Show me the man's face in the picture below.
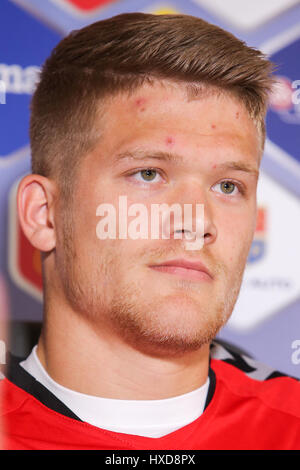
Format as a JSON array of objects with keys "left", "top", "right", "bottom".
[{"left": 55, "top": 81, "right": 260, "bottom": 357}]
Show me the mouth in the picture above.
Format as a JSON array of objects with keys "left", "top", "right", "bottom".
[{"left": 148, "top": 258, "right": 213, "bottom": 282}]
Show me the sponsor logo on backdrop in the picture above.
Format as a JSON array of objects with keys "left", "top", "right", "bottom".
[
  {"left": 228, "top": 171, "right": 300, "bottom": 331},
  {"left": 265, "top": 34, "right": 300, "bottom": 180},
  {"left": 0, "top": 80, "right": 5, "bottom": 104},
  {"left": 291, "top": 340, "right": 300, "bottom": 365},
  {"left": 51, "top": 0, "right": 117, "bottom": 13},
  {"left": 0, "top": 0, "right": 60, "bottom": 156},
  {"left": 149, "top": 6, "right": 179, "bottom": 14},
  {"left": 0, "top": 63, "right": 40, "bottom": 95},
  {"left": 269, "top": 75, "right": 300, "bottom": 124},
  {"left": 53, "top": 0, "right": 179, "bottom": 16},
  {"left": 247, "top": 207, "right": 267, "bottom": 264}
]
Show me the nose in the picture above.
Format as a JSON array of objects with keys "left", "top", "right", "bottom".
[{"left": 165, "top": 179, "right": 217, "bottom": 249}]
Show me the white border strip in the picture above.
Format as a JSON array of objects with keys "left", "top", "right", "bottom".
[
  {"left": 264, "top": 138, "right": 300, "bottom": 179},
  {"left": 0, "top": 145, "right": 31, "bottom": 167},
  {"left": 260, "top": 22, "right": 300, "bottom": 55}
]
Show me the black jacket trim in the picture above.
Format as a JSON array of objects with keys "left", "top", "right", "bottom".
[
  {"left": 3, "top": 352, "right": 82, "bottom": 421},
  {"left": 2, "top": 351, "right": 217, "bottom": 420},
  {"left": 204, "top": 366, "right": 216, "bottom": 410}
]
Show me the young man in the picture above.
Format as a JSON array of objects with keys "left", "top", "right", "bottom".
[{"left": 1, "top": 12, "right": 299, "bottom": 450}]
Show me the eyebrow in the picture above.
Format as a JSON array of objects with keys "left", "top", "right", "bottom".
[
  {"left": 216, "top": 161, "right": 259, "bottom": 177},
  {"left": 113, "top": 150, "right": 183, "bottom": 164},
  {"left": 113, "top": 150, "right": 259, "bottom": 177}
]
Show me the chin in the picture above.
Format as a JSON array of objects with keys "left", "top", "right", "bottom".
[
  {"left": 107, "top": 279, "right": 230, "bottom": 357},
  {"left": 129, "top": 324, "right": 216, "bottom": 359},
  {"left": 122, "top": 305, "right": 222, "bottom": 359}
]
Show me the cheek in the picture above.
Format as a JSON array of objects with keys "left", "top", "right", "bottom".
[{"left": 219, "top": 212, "right": 255, "bottom": 259}]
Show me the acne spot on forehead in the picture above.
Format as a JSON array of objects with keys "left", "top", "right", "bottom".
[
  {"left": 165, "top": 136, "right": 175, "bottom": 146},
  {"left": 236, "top": 112, "right": 239, "bottom": 119},
  {"left": 135, "top": 97, "right": 147, "bottom": 112},
  {"left": 212, "top": 164, "right": 217, "bottom": 169},
  {"left": 211, "top": 124, "right": 216, "bottom": 129}
]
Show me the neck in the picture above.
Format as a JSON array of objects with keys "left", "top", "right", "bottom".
[{"left": 37, "top": 297, "right": 210, "bottom": 400}]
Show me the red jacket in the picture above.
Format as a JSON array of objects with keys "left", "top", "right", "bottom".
[{"left": 1, "top": 341, "right": 300, "bottom": 450}]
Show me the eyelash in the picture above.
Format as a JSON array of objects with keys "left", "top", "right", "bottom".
[{"left": 126, "top": 168, "right": 246, "bottom": 196}]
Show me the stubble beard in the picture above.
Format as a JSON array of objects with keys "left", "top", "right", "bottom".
[{"left": 56, "top": 205, "right": 247, "bottom": 358}]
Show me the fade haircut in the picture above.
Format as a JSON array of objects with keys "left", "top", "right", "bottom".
[{"left": 30, "top": 12, "right": 274, "bottom": 200}]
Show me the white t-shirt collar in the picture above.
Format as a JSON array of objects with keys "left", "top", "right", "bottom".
[{"left": 20, "top": 345, "right": 209, "bottom": 438}]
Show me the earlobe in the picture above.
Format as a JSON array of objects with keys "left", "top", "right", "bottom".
[{"left": 17, "top": 174, "right": 57, "bottom": 252}]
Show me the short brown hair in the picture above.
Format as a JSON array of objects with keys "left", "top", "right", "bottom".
[{"left": 30, "top": 12, "right": 274, "bottom": 197}]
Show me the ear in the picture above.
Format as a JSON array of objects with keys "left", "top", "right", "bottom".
[{"left": 17, "top": 174, "right": 57, "bottom": 252}]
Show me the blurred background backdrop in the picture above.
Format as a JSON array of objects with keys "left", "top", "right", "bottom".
[{"left": 0, "top": 0, "right": 300, "bottom": 376}]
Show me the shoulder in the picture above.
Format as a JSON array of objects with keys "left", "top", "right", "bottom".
[
  {"left": 0, "top": 353, "right": 32, "bottom": 417},
  {"left": 210, "top": 340, "right": 300, "bottom": 419},
  {"left": 0, "top": 351, "right": 80, "bottom": 421},
  {"left": 0, "top": 377, "right": 27, "bottom": 417}
]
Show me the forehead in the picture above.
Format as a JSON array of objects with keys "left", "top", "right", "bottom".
[{"left": 92, "top": 80, "right": 261, "bottom": 167}]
